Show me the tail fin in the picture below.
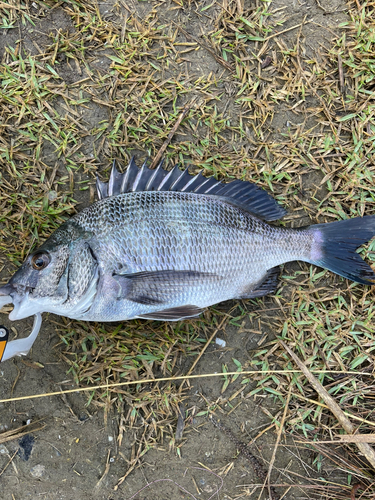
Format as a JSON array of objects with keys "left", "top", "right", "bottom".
[{"left": 308, "top": 215, "right": 375, "bottom": 285}]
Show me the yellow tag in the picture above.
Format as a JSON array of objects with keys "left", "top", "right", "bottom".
[{"left": 0, "top": 340, "right": 6, "bottom": 362}]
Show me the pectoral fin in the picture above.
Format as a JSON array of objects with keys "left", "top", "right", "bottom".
[
  {"left": 138, "top": 305, "right": 204, "bottom": 321},
  {"left": 113, "top": 269, "right": 221, "bottom": 306}
]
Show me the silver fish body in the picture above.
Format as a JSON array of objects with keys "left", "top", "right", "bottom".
[
  {"left": 60, "top": 190, "right": 313, "bottom": 321},
  {"left": 1, "top": 159, "right": 375, "bottom": 361}
]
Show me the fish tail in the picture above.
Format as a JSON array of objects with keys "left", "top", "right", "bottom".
[{"left": 308, "top": 215, "right": 375, "bottom": 285}]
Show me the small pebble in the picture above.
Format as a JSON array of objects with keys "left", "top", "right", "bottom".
[
  {"left": 48, "top": 190, "right": 58, "bottom": 202},
  {"left": 30, "top": 464, "right": 45, "bottom": 478},
  {"left": 215, "top": 337, "right": 226, "bottom": 347}
]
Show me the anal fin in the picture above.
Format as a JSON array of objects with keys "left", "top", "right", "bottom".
[{"left": 240, "top": 266, "right": 280, "bottom": 299}]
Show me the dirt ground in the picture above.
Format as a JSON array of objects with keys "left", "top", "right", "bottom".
[{"left": 0, "top": 1, "right": 374, "bottom": 499}]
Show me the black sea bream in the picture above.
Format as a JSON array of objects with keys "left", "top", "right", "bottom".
[{"left": 1, "top": 159, "right": 375, "bottom": 361}]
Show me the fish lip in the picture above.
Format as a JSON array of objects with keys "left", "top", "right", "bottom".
[
  {"left": 9, "top": 291, "right": 30, "bottom": 320},
  {"left": 0, "top": 283, "right": 34, "bottom": 297},
  {"left": 0, "top": 283, "right": 36, "bottom": 320},
  {"left": 0, "top": 283, "right": 15, "bottom": 296}
]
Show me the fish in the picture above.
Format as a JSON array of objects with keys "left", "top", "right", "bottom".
[{"left": 1, "top": 158, "right": 375, "bottom": 362}]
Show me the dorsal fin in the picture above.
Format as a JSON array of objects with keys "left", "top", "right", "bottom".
[{"left": 95, "top": 158, "right": 286, "bottom": 221}]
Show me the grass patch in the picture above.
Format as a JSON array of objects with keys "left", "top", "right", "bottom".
[{"left": 0, "top": 0, "right": 375, "bottom": 497}]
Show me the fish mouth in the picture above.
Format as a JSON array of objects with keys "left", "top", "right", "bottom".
[
  {"left": 0, "top": 284, "right": 15, "bottom": 310},
  {"left": 0, "top": 283, "right": 36, "bottom": 320},
  {"left": 0, "top": 283, "right": 35, "bottom": 296},
  {"left": 0, "top": 283, "right": 15, "bottom": 297}
]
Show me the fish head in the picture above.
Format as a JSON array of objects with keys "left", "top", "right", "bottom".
[{"left": 0, "top": 221, "right": 97, "bottom": 321}]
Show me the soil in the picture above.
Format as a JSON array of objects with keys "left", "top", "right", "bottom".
[{"left": 0, "top": 1, "right": 358, "bottom": 500}]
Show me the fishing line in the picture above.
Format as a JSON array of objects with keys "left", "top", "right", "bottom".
[{"left": 0, "top": 369, "right": 374, "bottom": 403}]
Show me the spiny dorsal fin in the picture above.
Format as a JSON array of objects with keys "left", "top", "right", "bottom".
[{"left": 95, "top": 158, "right": 286, "bottom": 221}]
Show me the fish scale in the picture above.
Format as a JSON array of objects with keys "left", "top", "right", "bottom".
[{"left": 1, "top": 158, "right": 375, "bottom": 362}]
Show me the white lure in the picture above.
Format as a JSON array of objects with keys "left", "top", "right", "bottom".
[{"left": 0, "top": 295, "right": 42, "bottom": 362}]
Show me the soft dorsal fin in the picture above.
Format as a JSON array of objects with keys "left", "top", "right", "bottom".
[{"left": 96, "top": 158, "right": 286, "bottom": 221}]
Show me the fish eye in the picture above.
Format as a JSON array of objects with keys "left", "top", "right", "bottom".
[{"left": 31, "top": 252, "right": 50, "bottom": 271}]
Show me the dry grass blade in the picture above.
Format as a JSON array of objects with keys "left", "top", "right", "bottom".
[
  {"left": 0, "top": 449, "right": 18, "bottom": 479},
  {"left": 305, "top": 435, "right": 375, "bottom": 444},
  {"left": 211, "top": 416, "right": 280, "bottom": 500},
  {"left": 263, "top": 20, "right": 313, "bottom": 41},
  {"left": 172, "top": 21, "right": 235, "bottom": 73},
  {"left": 266, "top": 387, "right": 291, "bottom": 499},
  {"left": 2, "top": 367, "right": 368, "bottom": 404},
  {"left": 338, "top": 53, "right": 345, "bottom": 95},
  {"left": 150, "top": 98, "right": 197, "bottom": 169},
  {"left": 280, "top": 339, "right": 375, "bottom": 470},
  {"left": 114, "top": 426, "right": 149, "bottom": 490},
  {"left": 0, "top": 420, "right": 45, "bottom": 445},
  {"left": 95, "top": 449, "right": 111, "bottom": 490},
  {"left": 175, "top": 403, "right": 185, "bottom": 441},
  {"left": 178, "top": 315, "right": 228, "bottom": 393}
]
